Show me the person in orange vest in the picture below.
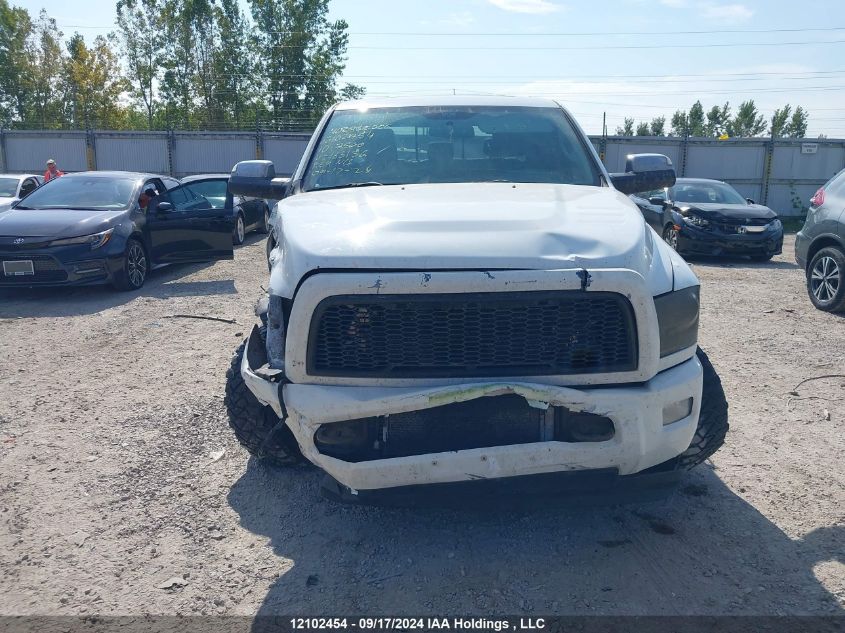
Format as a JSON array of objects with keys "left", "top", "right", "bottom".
[{"left": 44, "top": 159, "right": 64, "bottom": 182}]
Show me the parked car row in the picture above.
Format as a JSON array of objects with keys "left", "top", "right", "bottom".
[
  {"left": 0, "top": 156, "right": 842, "bottom": 315},
  {"left": 0, "top": 173, "right": 43, "bottom": 212},
  {"left": 630, "top": 171, "right": 845, "bottom": 313},
  {"left": 0, "top": 171, "right": 270, "bottom": 290}
]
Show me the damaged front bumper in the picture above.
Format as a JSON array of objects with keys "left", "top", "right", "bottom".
[{"left": 241, "top": 339, "right": 703, "bottom": 493}]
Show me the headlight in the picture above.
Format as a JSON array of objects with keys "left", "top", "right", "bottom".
[
  {"left": 50, "top": 228, "right": 114, "bottom": 250},
  {"left": 654, "top": 285, "right": 700, "bottom": 358},
  {"left": 684, "top": 213, "right": 709, "bottom": 228}
]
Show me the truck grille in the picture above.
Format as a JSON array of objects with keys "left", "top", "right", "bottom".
[{"left": 308, "top": 291, "right": 637, "bottom": 378}]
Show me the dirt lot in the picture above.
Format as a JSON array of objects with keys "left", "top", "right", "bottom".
[{"left": 0, "top": 233, "right": 843, "bottom": 618}]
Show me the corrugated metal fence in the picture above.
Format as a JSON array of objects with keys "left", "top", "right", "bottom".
[
  {"left": 0, "top": 129, "right": 311, "bottom": 181},
  {"left": 593, "top": 136, "right": 845, "bottom": 218},
  {"left": 0, "top": 129, "right": 842, "bottom": 216}
]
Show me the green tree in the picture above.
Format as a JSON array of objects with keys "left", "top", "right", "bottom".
[
  {"left": 615, "top": 117, "right": 634, "bottom": 136},
  {"left": 635, "top": 121, "right": 650, "bottom": 136},
  {"left": 670, "top": 110, "right": 688, "bottom": 136},
  {"left": 26, "top": 10, "right": 65, "bottom": 128},
  {"left": 65, "top": 33, "right": 130, "bottom": 128},
  {"left": 649, "top": 116, "right": 666, "bottom": 136},
  {"left": 116, "top": 0, "right": 164, "bottom": 128},
  {"left": 339, "top": 84, "right": 366, "bottom": 101},
  {"left": 788, "top": 106, "right": 808, "bottom": 138},
  {"left": 213, "top": 0, "right": 256, "bottom": 128},
  {"left": 705, "top": 102, "right": 730, "bottom": 137},
  {"left": 728, "top": 100, "right": 767, "bottom": 137},
  {"left": 770, "top": 104, "right": 792, "bottom": 138},
  {"left": 0, "top": 0, "right": 34, "bottom": 125},
  {"left": 670, "top": 101, "right": 709, "bottom": 137},
  {"left": 248, "top": 0, "right": 354, "bottom": 129},
  {"left": 687, "top": 101, "right": 705, "bottom": 136}
]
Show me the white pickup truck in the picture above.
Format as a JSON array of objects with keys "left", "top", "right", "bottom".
[{"left": 226, "top": 97, "right": 728, "bottom": 503}]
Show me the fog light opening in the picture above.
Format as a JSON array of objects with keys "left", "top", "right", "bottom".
[
  {"left": 663, "top": 398, "right": 693, "bottom": 426},
  {"left": 314, "top": 419, "right": 372, "bottom": 458}
]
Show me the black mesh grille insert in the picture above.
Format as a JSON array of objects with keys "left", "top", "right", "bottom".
[{"left": 308, "top": 291, "right": 637, "bottom": 378}]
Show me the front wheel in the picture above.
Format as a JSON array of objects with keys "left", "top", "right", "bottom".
[
  {"left": 662, "top": 224, "right": 679, "bottom": 252},
  {"left": 232, "top": 213, "right": 246, "bottom": 246},
  {"left": 257, "top": 206, "right": 271, "bottom": 235},
  {"left": 112, "top": 238, "right": 148, "bottom": 291},
  {"left": 807, "top": 246, "right": 845, "bottom": 312},
  {"left": 224, "top": 337, "right": 302, "bottom": 466},
  {"left": 677, "top": 348, "right": 729, "bottom": 469}
]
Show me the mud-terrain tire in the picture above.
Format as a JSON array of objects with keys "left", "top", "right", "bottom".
[
  {"left": 224, "top": 337, "right": 301, "bottom": 466},
  {"left": 677, "top": 348, "right": 729, "bottom": 469}
]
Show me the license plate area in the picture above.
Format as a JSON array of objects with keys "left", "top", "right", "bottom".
[
  {"left": 3, "top": 260, "right": 35, "bottom": 276},
  {"left": 742, "top": 225, "right": 767, "bottom": 233}
]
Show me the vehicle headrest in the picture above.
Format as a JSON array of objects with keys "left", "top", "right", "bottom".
[
  {"left": 364, "top": 128, "right": 397, "bottom": 161},
  {"left": 427, "top": 142, "right": 454, "bottom": 164}
]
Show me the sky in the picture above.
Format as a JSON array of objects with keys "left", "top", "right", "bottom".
[{"left": 14, "top": 0, "right": 845, "bottom": 136}]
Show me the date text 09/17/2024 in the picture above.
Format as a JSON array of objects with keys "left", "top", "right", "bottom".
[{"left": 289, "top": 617, "right": 547, "bottom": 631}]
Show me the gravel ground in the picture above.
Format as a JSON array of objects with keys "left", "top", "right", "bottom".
[{"left": 0, "top": 233, "right": 843, "bottom": 618}]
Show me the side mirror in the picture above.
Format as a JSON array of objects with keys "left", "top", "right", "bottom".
[
  {"left": 648, "top": 196, "right": 666, "bottom": 206},
  {"left": 156, "top": 201, "right": 173, "bottom": 213},
  {"left": 610, "top": 154, "right": 676, "bottom": 196},
  {"left": 229, "top": 160, "right": 290, "bottom": 200},
  {"left": 746, "top": 198, "right": 755, "bottom": 205}
]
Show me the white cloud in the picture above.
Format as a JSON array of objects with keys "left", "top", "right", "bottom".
[
  {"left": 700, "top": 3, "right": 754, "bottom": 21},
  {"left": 486, "top": 0, "right": 562, "bottom": 14}
]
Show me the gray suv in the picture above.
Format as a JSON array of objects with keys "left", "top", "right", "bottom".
[{"left": 796, "top": 169, "right": 845, "bottom": 311}]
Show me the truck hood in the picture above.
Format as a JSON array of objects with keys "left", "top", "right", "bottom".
[{"left": 271, "top": 183, "right": 679, "bottom": 296}]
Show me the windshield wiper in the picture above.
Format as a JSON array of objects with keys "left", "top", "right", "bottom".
[{"left": 313, "top": 182, "right": 386, "bottom": 192}]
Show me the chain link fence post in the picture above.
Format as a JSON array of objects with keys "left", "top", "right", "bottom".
[
  {"left": 762, "top": 132, "right": 776, "bottom": 207},
  {"left": 85, "top": 129, "right": 97, "bottom": 171},
  {"left": 166, "top": 129, "right": 176, "bottom": 177},
  {"left": 0, "top": 128, "right": 6, "bottom": 173},
  {"left": 255, "top": 126, "right": 264, "bottom": 160}
]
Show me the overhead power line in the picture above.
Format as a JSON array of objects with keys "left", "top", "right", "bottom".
[
  {"left": 340, "top": 39, "right": 845, "bottom": 51},
  {"left": 56, "top": 24, "right": 845, "bottom": 36}
]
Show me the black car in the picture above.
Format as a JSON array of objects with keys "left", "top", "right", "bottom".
[
  {"left": 0, "top": 171, "right": 233, "bottom": 290},
  {"left": 632, "top": 178, "right": 784, "bottom": 261},
  {"left": 795, "top": 168, "right": 845, "bottom": 312},
  {"left": 180, "top": 174, "right": 271, "bottom": 245}
]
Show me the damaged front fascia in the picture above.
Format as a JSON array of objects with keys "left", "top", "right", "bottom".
[
  {"left": 266, "top": 294, "right": 286, "bottom": 370},
  {"left": 287, "top": 381, "right": 617, "bottom": 429}
]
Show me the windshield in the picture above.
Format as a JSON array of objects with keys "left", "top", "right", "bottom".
[
  {"left": 302, "top": 106, "right": 601, "bottom": 191},
  {"left": 0, "top": 177, "right": 19, "bottom": 198},
  {"left": 672, "top": 181, "right": 747, "bottom": 205},
  {"left": 16, "top": 175, "right": 137, "bottom": 210}
]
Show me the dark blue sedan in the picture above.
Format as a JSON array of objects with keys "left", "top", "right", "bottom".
[
  {"left": 632, "top": 178, "right": 784, "bottom": 261},
  {"left": 0, "top": 171, "right": 233, "bottom": 290}
]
